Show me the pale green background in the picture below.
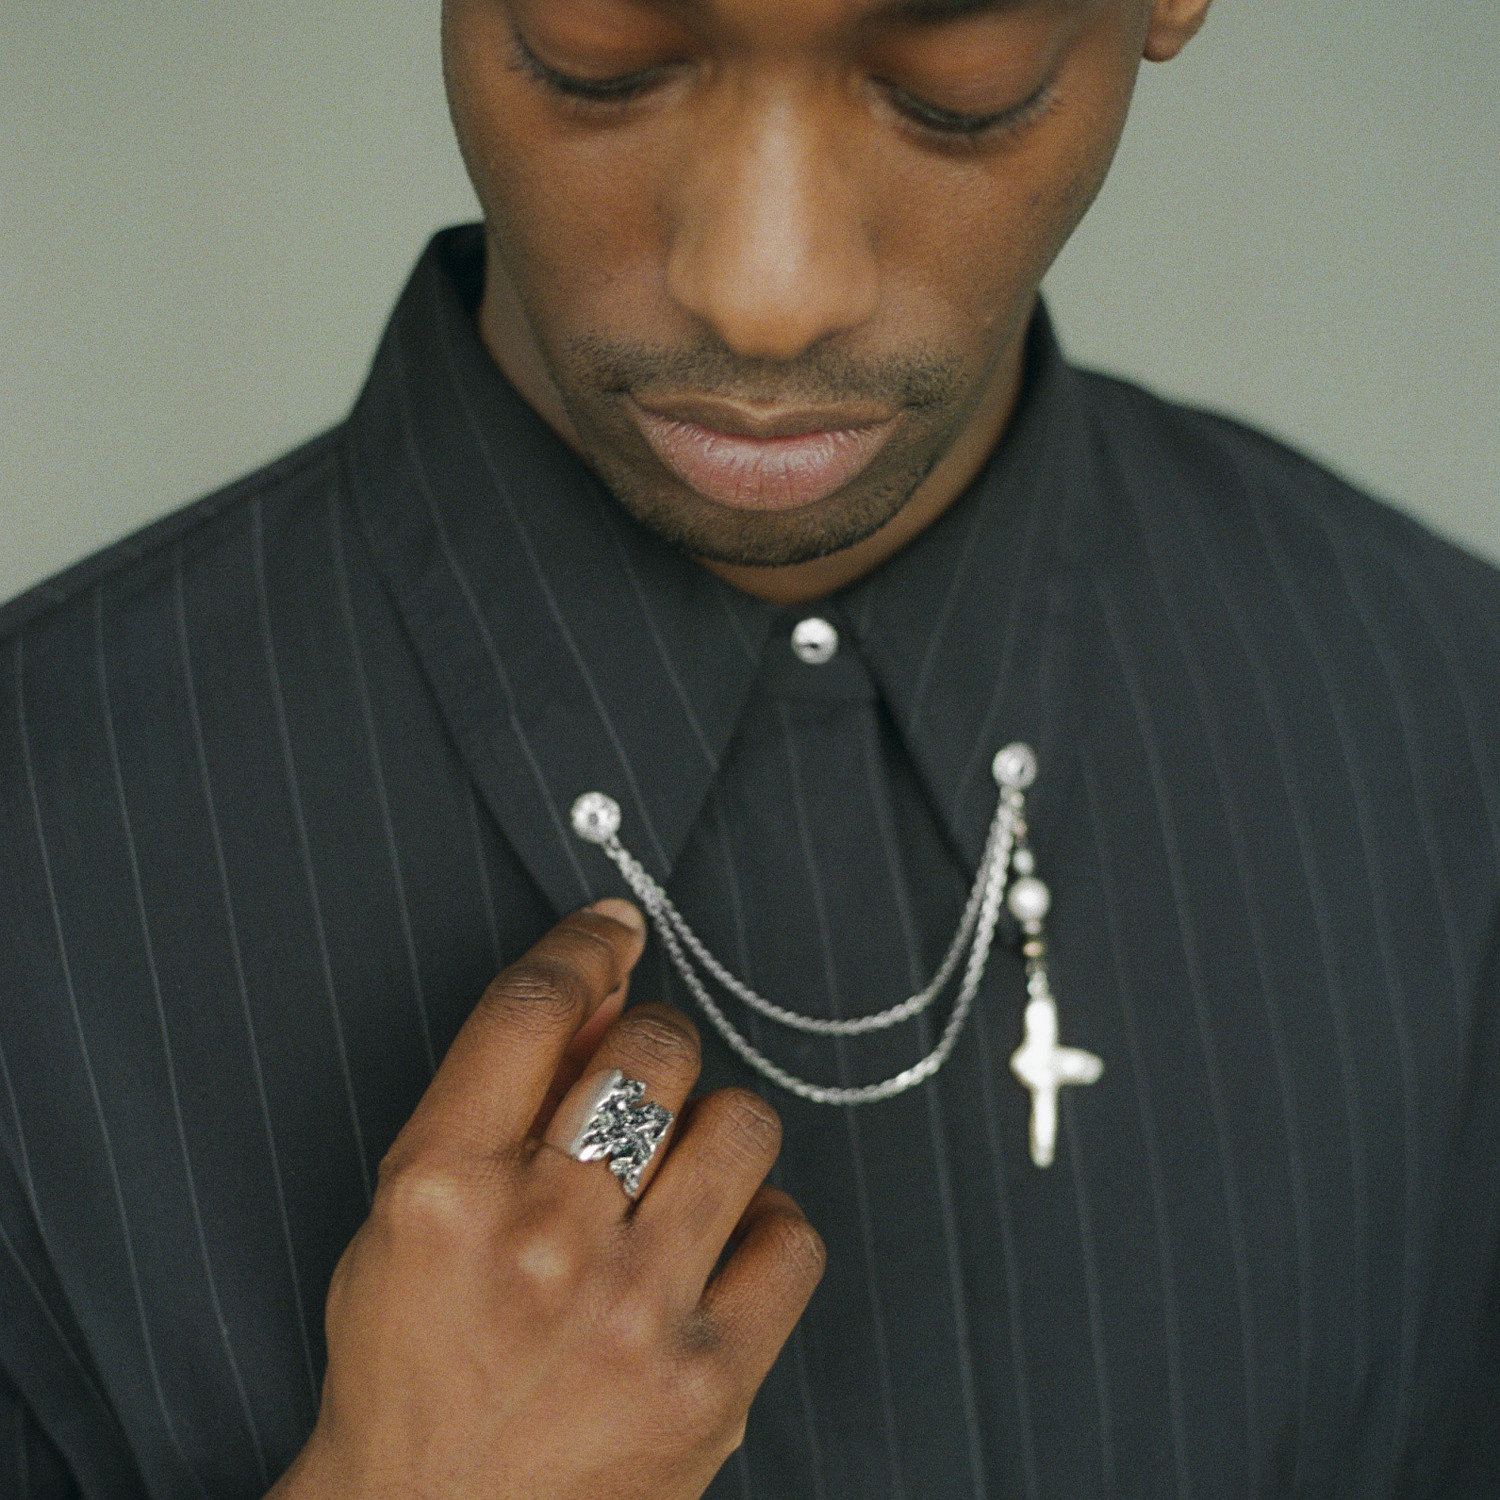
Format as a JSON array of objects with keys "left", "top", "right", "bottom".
[{"left": 4, "top": 2, "right": 1497, "bottom": 605}]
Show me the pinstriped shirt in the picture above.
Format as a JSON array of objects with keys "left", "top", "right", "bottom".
[{"left": 1, "top": 225, "right": 1497, "bottom": 1499}]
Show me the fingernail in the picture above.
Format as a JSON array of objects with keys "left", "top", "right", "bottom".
[{"left": 589, "top": 898, "right": 645, "bottom": 936}]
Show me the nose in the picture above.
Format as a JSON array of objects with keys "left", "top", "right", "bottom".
[{"left": 665, "top": 85, "right": 880, "bottom": 362}]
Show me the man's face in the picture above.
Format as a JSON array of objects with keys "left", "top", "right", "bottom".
[{"left": 444, "top": 0, "right": 1194, "bottom": 571}]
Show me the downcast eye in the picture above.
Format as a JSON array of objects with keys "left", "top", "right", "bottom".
[
  {"left": 509, "top": 32, "right": 672, "bottom": 103},
  {"left": 880, "top": 78, "right": 1056, "bottom": 139}
]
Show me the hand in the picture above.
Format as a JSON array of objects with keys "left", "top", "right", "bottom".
[{"left": 269, "top": 900, "right": 825, "bottom": 1500}]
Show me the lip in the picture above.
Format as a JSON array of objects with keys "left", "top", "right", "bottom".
[{"left": 624, "top": 395, "right": 900, "bottom": 512}]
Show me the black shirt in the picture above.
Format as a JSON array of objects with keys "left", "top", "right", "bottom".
[{"left": 2, "top": 226, "right": 1497, "bottom": 1499}]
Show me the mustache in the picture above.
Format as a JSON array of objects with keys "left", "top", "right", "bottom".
[{"left": 561, "top": 334, "right": 964, "bottom": 411}]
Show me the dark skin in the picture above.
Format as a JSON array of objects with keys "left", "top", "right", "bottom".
[
  {"left": 271, "top": 2, "right": 1210, "bottom": 1496},
  {"left": 447, "top": 0, "right": 1211, "bottom": 601}
]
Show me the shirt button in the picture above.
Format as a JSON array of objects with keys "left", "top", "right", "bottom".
[{"left": 791, "top": 616, "right": 839, "bottom": 665}]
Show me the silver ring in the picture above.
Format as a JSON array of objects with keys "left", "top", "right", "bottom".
[{"left": 565, "top": 1069, "right": 675, "bottom": 1198}]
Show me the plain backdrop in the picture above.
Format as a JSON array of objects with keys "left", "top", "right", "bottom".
[{"left": 3, "top": 1, "right": 1497, "bottom": 606}]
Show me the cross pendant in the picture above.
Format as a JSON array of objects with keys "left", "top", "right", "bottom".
[{"left": 1009, "top": 997, "right": 1103, "bottom": 1167}]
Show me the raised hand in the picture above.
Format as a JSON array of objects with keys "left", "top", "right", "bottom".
[{"left": 269, "top": 899, "right": 825, "bottom": 1500}]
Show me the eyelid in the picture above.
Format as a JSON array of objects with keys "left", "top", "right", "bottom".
[
  {"left": 880, "top": 76, "right": 1056, "bottom": 138},
  {"left": 509, "top": 29, "right": 670, "bottom": 101},
  {"left": 511, "top": 26, "right": 1056, "bottom": 140}
]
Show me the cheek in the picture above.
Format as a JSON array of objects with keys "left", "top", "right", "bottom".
[
  {"left": 491, "top": 142, "right": 666, "bottom": 328},
  {"left": 445, "top": 9, "right": 668, "bottom": 324},
  {"left": 874, "top": 66, "right": 1137, "bottom": 353}
]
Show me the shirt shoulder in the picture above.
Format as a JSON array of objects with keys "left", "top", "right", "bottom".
[
  {"left": 0, "top": 425, "right": 347, "bottom": 645},
  {"left": 1073, "top": 363, "right": 1500, "bottom": 645}
]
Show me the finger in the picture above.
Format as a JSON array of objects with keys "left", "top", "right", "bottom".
[
  {"left": 537, "top": 1002, "right": 702, "bottom": 1208},
  {"left": 632, "top": 1088, "right": 783, "bottom": 1290},
  {"left": 393, "top": 900, "right": 647, "bottom": 1158},
  {"left": 697, "top": 1187, "right": 825, "bottom": 1391},
  {"left": 526, "top": 958, "right": 639, "bottom": 1139}
]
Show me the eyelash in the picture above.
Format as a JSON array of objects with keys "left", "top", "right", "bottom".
[
  {"left": 511, "top": 35, "right": 1056, "bottom": 143},
  {"left": 511, "top": 37, "right": 672, "bottom": 103},
  {"left": 880, "top": 78, "right": 1056, "bottom": 140}
]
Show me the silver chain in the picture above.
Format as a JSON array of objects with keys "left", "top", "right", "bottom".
[{"left": 571, "top": 742, "right": 1043, "bottom": 1106}]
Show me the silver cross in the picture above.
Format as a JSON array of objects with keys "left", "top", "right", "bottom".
[{"left": 1009, "top": 997, "right": 1103, "bottom": 1167}]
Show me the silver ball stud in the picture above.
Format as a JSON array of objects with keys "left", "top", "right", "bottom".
[
  {"left": 571, "top": 792, "right": 622, "bottom": 845},
  {"left": 1006, "top": 874, "right": 1051, "bottom": 924},
  {"left": 790, "top": 616, "right": 840, "bottom": 665},
  {"left": 992, "top": 742, "right": 1038, "bottom": 791}
]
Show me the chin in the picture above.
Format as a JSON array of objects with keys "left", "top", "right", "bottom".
[{"left": 600, "top": 469, "right": 925, "bottom": 569}]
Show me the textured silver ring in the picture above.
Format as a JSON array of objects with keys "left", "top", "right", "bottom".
[{"left": 565, "top": 1069, "right": 675, "bottom": 1198}]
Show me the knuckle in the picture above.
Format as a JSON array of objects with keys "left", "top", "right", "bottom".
[
  {"left": 601, "top": 1287, "right": 671, "bottom": 1361},
  {"left": 765, "top": 1210, "right": 827, "bottom": 1281},
  {"left": 615, "top": 1007, "right": 702, "bottom": 1072},
  {"left": 704, "top": 1088, "right": 782, "bottom": 1166},
  {"left": 372, "top": 1158, "right": 480, "bottom": 1242},
  {"left": 490, "top": 954, "right": 594, "bottom": 1031},
  {"left": 507, "top": 1218, "right": 587, "bottom": 1305},
  {"left": 668, "top": 1345, "right": 726, "bottom": 1409},
  {"left": 668, "top": 1355, "right": 744, "bottom": 1446},
  {"left": 324, "top": 1250, "right": 353, "bottom": 1322}
]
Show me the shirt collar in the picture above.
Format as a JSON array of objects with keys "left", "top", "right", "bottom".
[{"left": 345, "top": 226, "right": 1098, "bottom": 914}]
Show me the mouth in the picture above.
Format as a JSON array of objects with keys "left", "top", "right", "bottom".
[{"left": 623, "top": 394, "right": 901, "bottom": 512}]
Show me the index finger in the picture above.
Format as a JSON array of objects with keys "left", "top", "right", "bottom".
[{"left": 393, "top": 900, "right": 647, "bottom": 1158}]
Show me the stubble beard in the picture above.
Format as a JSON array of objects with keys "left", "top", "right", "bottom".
[
  {"left": 547, "top": 334, "right": 968, "bottom": 568},
  {"left": 578, "top": 437, "right": 946, "bottom": 568}
]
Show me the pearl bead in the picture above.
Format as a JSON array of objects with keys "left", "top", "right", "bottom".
[
  {"left": 571, "top": 792, "right": 621, "bottom": 844},
  {"left": 992, "top": 742, "right": 1038, "bottom": 791},
  {"left": 1007, "top": 874, "right": 1051, "bottom": 924},
  {"left": 1012, "top": 847, "right": 1035, "bottom": 875}
]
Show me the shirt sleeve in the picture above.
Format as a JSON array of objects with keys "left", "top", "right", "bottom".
[
  {"left": 1444, "top": 1269, "right": 1499, "bottom": 1494},
  {"left": 1433, "top": 917, "right": 1500, "bottom": 1495},
  {"left": 0, "top": 1369, "right": 78, "bottom": 1500},
  {"left": 0, "top": 1149, "right": 146, "bottom": 1500}
]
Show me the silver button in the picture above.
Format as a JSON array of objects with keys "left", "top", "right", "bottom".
[{"left": 790, "top": 616, "right": 839, "bottom": 665}]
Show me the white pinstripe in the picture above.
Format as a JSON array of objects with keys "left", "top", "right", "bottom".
[
  {"left": 1387, "top": 551, "right": 1500, "bottom": 862},
  {"left": 426, "top": 294, "right": 673, "bottom": 875},
  {"left": 0, "top": 1038, "right": 36, "bottom": 1216},
  {"left": 1313, "top": 503, "right": 1470, "bottom": 1007},
  {"left": 858, "top": 713, "right": 989, "bottom": 1500},
  {"left": 328, "top": 493, "right": 437, "bottom": 1076},
  {"left": 94, "top": 590, "right": 270, "bottom": 1489},
  {"left": 173, "top": 549, "right": 319, "bottom": 1410},
  {"left": 462, "top": 780, "right": 504, "bottom": 971},
  {"left": 777, "top": 706, "right": 906, "bottom": 1500},
  {"left": 703, "top": 792, "right": 829, "bottom": 1500},
  {"left": 1079, "top": 749, "right": 1193, "bottom": 1500},
  {"left": 595, "top": 503, "right": 720, "bottom": 770},
  {"left": 944, "top": 478, "right": 1049, "bottom": 827},
  {"left": 1117, "top": 465, "right": 1315, "bottom": 1478},
  {"left": 252, "top": 499, "right": 373, "bottom": 1204},
  {"left": 1167, "top": 461, "right": 1374, "bottom": 1420},
  {"left": 1241, "top": 469, "right": 1423, "bottom": 1461},
  {"left": 388, "top": 336, "right": 594, "bottom": 906},
  {"left": 0, "top": 1213, "right": 113, "bottom": 1423},
  {"left": 906, "top": 495, "right": 994, "bottom": 733},
  {"left": 14, "top": 633, "right": 208, "bottom": 1497},
  {"left": 1095, "top": 572, "right": 1264, "bottom": 1491},
  {"left": 1058, "top": 1093, "right": 1116, "bottom": 1495}
]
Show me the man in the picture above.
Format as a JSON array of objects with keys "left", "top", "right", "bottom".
[{"left": 2, "top": 0, "right": 1497, "bottom": 1494}]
